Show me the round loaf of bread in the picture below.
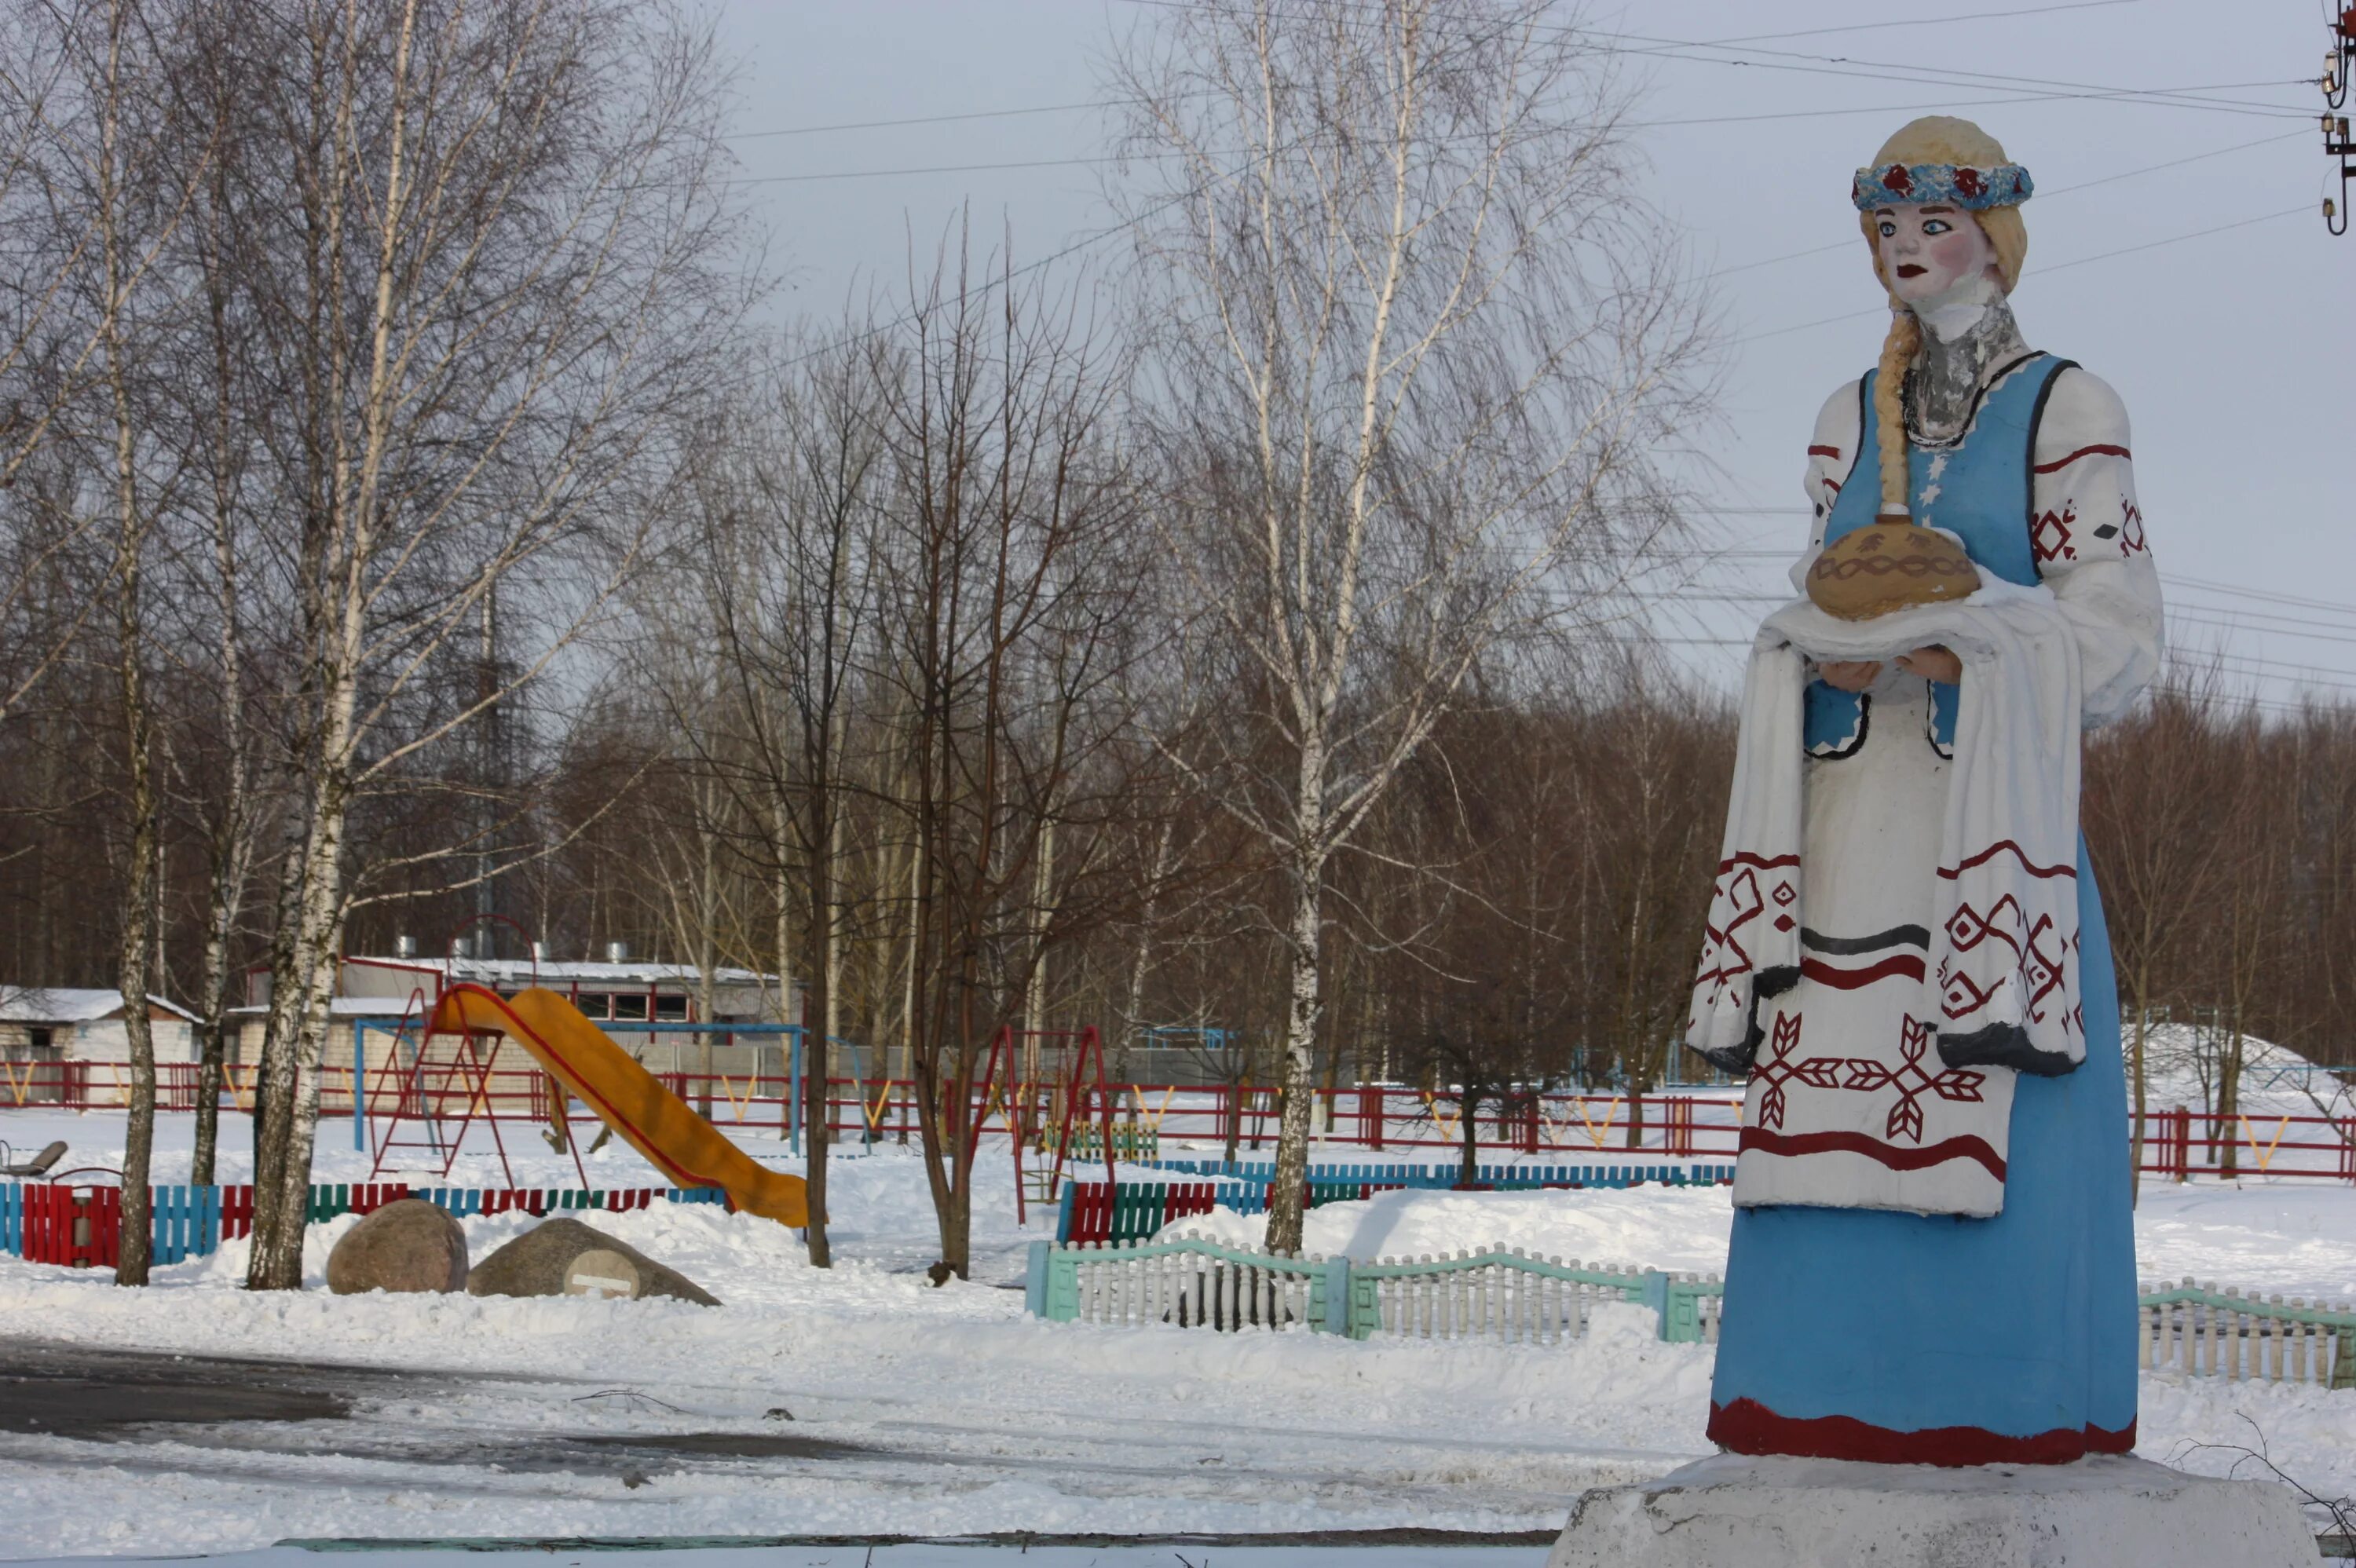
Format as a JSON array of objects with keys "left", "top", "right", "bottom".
[{"left": 1805, "top": 521, "right": 1978, "bottom": 621}]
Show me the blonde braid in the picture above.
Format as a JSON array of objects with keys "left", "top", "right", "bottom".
[{"left": 1871, "top": 307, "right": 1921, "bottom": 521}]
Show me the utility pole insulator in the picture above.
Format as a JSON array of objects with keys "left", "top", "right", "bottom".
[{"left": 2325, "top": 5, "right": 2355, "bottom": 232}]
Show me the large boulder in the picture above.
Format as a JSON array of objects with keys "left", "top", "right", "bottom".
[
  {"left": 466, "top": 1216, "right": 719, "bottom": 1307},
  {"left": 325, "top": 1198, "right": 468, "bottom": 1295}
]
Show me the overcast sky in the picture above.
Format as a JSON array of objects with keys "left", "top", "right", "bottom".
[{"left": 709, "top": 0, "right": 2349, "bottom": 710}]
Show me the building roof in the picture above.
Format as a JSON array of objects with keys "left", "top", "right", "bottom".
[
  {"left": 348, "top": 956, "right": 777, "bottom": 987},
  {"left": 229, "top": 996, "right": 417, "bottom": 1019},
  {"left": 0, "top": 988, "right": 197, "bottom": 1025}
]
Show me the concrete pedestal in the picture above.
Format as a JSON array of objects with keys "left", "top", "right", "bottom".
[{"left": 1547, "top": 1452, "right": 2317, "bottom": 1568}]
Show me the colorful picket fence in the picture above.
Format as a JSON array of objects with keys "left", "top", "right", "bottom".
[
  {"left": 2, "top": 1182, "right": 732, "bottom": 1270},
  {"left": 1058, "top": 1164, "right": 1740, "bottom": 1241},
  {"left": 1056, "top": 1180, "right": 1220, "bottom": 1244}
]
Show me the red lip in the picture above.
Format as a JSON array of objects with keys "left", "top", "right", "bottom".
[{"left": 1896, "top": 264, "right": 1927, "bottom": 278}]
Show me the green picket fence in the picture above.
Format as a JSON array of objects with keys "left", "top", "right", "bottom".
[
  {"left": 1026, "top": 1234, "right": 1721, "bottom": 1344},
  {"left": 1049, "top": 1121, "right": 1162, "bottom": 1164}
]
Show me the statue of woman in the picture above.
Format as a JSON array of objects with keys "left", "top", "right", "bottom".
[{"left": 1689, "top": 117, "right": 2163, "bottom": 1464}]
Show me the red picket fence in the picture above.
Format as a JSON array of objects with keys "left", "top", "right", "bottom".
[
  {"left": 5, "top": 1057, "right": 2354, "bottom": 1182},
  {"left": 21, "top": 1183, "right": 121, "bottom": 1266},
  {"left": 2141, "top": 1104, "right": 2356, "bottom": 1183}
]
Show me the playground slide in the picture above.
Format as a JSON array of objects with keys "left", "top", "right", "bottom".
[{"left": 428, "top": 984, "right": 809, "bottom": 1227}]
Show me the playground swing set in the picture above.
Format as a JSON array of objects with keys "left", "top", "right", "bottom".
[
  {"left": 359, "top": 917, "right": 809, "bottom": 1226},
  {"left": 352, "top": 919, "right": 1125, "bottom": 1230}
]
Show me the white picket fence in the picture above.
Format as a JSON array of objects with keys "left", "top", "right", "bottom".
[
  {"left": 1066, "top": 1235, "right": 1327, "bottom": 1331},
  {"left": 2139, "top": 1277, "right": 2354, "bottom": 1389}
]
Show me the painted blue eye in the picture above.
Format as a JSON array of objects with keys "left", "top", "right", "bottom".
[
  {"left": 1922, "top": 219, "right": 1952, "bottom": 235},
  {"left": 1879, "top": 221, "right": 1897, "bottom": 237}
]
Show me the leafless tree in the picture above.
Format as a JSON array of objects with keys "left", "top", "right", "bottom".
[
  {"left": 1110, "top": 0, "right": 1709, "bottom": 1248},
  {"left": 873, "top": 236, "right": 1155, "bottom": 1278},
  {"left": 2084, "top": 668, "right": 2241, "bottom": 1199},
  {"left": 686, "top": 337, "right": 893, "bottom": 1266}
]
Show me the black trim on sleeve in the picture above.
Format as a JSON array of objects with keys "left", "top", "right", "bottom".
[
  {"left": 1688, "top": 963, "right": 1802, "bottom": 1076},
  {"left": 1938, "top": 1021, "right": 2080, "bottom": 1077},
  {"left": 2021, "top": 356, "right": 2082, "bottom": 582}
]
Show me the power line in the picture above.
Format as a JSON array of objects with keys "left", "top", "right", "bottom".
[
  {"left": 1729, "top": 204, "right": 2310, "bottom": 345},
  {"left": 1107, "top": 0, "right": 2311, "bottom": 121},
  {"left": 729, "top": 155, "right": 1125, "bottom": 188},
  {"left": 731, "top": 100, "right": 1118, "bottom": 141},
  {"left": 1703, "top": 129, "right": 2308, "bottom": 280},
  {"left": 1703, "top": 0, "right": 2142, "bottom": 47}
]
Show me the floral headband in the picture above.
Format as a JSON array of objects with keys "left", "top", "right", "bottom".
[{"left": 1850, "top": 161, "right": 2033, "bottom": 212}]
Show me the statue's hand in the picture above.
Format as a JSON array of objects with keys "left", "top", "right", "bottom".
[
  {"left": 1818, "top": 660, "right": 1881, "bottom": 693},
  {"left": 1895, "top": 645, "right": 1963, "bottom": 685}
]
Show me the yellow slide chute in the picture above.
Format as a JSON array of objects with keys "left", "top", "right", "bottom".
[{"left": 430, "top": 984, "right": 809, "bottom": 1227}]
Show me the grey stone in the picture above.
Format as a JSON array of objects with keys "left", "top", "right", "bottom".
[
  {"left": 1548, "top": 1452, "right": 2318, "bottom": 1568},
  {"left": 324, "top": 1198, "right": 467, "bottom": 1296},
  {"left": 466, "top": 1216, "right": 718, "bottom": 1307}
]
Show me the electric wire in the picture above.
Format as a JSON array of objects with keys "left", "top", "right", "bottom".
[
  {"left": 1730, "top": 204, "right": 2312, "bottom": 345},
  {"left": 1704, "top": 129, "right": 2310, "bottom": 280},
  {"left": 1107, "top": 0, "right": 2313, "bottom": 121}
]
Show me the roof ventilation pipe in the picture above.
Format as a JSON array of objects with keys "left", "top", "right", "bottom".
[{"left": 605, "top": 941, "right": 630, "bottom": 964}]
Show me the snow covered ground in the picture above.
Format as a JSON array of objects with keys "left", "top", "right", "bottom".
[{"left": 0, "top": 1107, "right": 2352, "bottom": 1561}]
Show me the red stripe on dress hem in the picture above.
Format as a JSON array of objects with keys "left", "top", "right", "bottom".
[
  {"left": 2032, "top": 442, "right": 2130, "bottom": 473},
  {"left": 1935, "top": 839, "right": 2076, "bottom": 880},
  {"left": 1799, "top": 953, "right": 1925, "bottom": 989},
  {"left": 1708, "top": 1398, "right": 2135, "bottom": 1467},
  {"left": 1740, "top": 1127, "right": 2007, "bottom": 1182},
  {"left": 1807, "top": 444, "right": 1843, "bottom": 459}
]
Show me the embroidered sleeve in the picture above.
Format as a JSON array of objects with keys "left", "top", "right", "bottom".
[
  {"left": 2030, "top": 367, "right": 2162, "bottom": 726},
  {"left": 1789, "top": 380, "right": 1864, "bottom": 594}
]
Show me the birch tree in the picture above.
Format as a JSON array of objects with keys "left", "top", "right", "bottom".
[
  {"left": 1110, "top": 0, "right": 1707, "bottom": 1248},
  {"left": 224, "top": 0, "right": 747, "bottom": 1288}
]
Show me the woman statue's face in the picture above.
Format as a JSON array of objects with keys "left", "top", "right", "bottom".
[{"left": 1872, "top": 204, "right": 1997, "bottom": 302}]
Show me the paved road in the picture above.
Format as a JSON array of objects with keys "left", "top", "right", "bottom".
[{"left": 0, "top": 1334, "right": 1589, "bottom": 1554}]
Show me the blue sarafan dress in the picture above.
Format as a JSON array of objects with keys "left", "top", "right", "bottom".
[{"left": 1707, "top": 347, "right": 2164, "bottom": 1464}]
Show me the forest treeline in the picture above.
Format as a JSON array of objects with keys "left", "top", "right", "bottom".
[{"left": 0, "top": 0, "right": 2345, "bottom": 1281}]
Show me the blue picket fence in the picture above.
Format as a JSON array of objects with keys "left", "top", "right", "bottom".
[{"left": 148, "top": 1185, "right": 221, "bottom": 1263}]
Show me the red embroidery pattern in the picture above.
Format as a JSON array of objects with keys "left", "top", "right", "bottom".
[
  {"left": 1807, "top": 444, "right": 1843, "bottom": 459},
  {"left": 1798, "top": 952, "right": 1926, "bottom": 989},
  {"left": 1691, "top": 853, "right": 1800, "bottom": 1014},
  {"left": 2118, "top": 499, "right": 2146, "bottom": 554},
  {"left": 1935, "top": 840, "right": 2077, "bottom": 882},
  {"left": 2031, "top": 442, "right": 2130, "bottom": 474},
  {"left": 1751, "top": 1012, "right": 1835, "bottom": 1132},
  {"left": 1939, "top": 896, "right": 2072, "bottom": 1032},
  {"left": 1833, "top": 1017, "right": 1986, "bottom": 1144},
  {"left": 2031, "top": 504, "right": 2076, "bottom": 564}
]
